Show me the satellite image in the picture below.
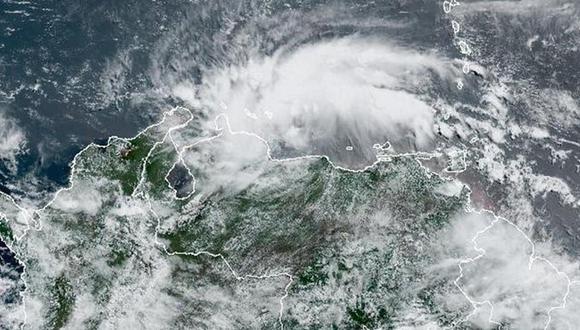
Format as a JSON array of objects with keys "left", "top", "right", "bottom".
[{"left": 0, "top": 0, "right": 579, "bottom": 329}]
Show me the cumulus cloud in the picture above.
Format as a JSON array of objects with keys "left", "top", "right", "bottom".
[
  {"left": 181, "top": 120, "right": 272, "bottom": 196},
  {"left": 528, "top": 174, "right": 579, "bottom": 207},
  {"left": 548, "top": 282, "right": 580, "bottom": 330},
  {"left": 0, "top": 263, "right": 25, "bottom": 329},
  {"left": 539, "top": 89, "right": 580, "bottom": 128},
  {"left": 173, "top": 37, "right": 453, "bottom": 168},
  {"left": 433, "top": 212, "right": 580, "bottom": 329},
  {"left": 51, "top": 178, "right": 106, "bottom": 216},
  {"left": 434, "top": 180, "right": 465, "bottom": 197},
  {"left": 0, "top": 113, "right": 27, "bottom": 174},
  {"left": 459, "top": 220, "right": 568, "bottom": 329},
  {"left": 453, "top": 0, "right": 574, "bottom": 14}
]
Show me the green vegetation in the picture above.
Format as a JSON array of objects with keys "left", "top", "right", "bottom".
[
  {"left": 160, "top": 159, "right": 332, "bottom": 266},
  {"left": 144, "top": 142, "right": 179, "bottom": 197},
  {"left": 160, "top": 202, "right": 214, "bottom": 253},
  {"left": 123, "top": 135, "right": 154, "bottom": 162},
  {"left": 47, "top": 275, "right": 75, "bottom": 330},
  {"left": 0, "top": 218, "right": 13, "bottom": 241},
  {"left": 75, "top": 134, "right": 158, "bottom": 195},
  {"left": 298, "top": 260, "right": 328, "bottom": 286},
  {"left": 107, "top": 248, "right": 131, "bottom": 267},
  {"left": 44, "top": 121, "right": 471, "bottom": 329},
  {"left": 158, "top": 155, "right": 469, "bottom": 328},
  {"left": 347, "top": 297, "right": 393, "bottom": 329},
  {"left": 418, "top": 283, "right": 474, "bottom": 330},
  {"left": 117, "top": 135, "right": 157, "bottom": 195}
]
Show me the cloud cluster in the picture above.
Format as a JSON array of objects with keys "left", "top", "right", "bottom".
[
  {"left": 180, "top": 122, "right": 272, "bottom": 197},
  {"left": 173, "top": 37, "right": 453, "bottom": 168},
  {"left": 451, "top": 0, "right": 577, "bottom": 16},
  {"left": 433, "top": 212, "right": 580, "bottom": 329},
  {"left": 0, "top": 113, "right": 27, "bottom": 174},
  {"left": 51, "top": 178, "right": 106, "bottom": 216}
]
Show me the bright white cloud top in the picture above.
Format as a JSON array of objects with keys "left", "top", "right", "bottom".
[{"left": 172, "top": 37, "right": 454, "bottom": 168}]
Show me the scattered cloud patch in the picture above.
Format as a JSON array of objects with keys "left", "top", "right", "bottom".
[{"left": 0, "top": 113, "right": 27, "bottom": 174}]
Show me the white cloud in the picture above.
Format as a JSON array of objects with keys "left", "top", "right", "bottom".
[
  {"left": 0, "top": 277, "right": 25, "bottom": 329},
  {"left": 65, "top": 293, "right": 98, "bottom": 328},
  {"left": 540, "top": 89, "right": 580, "bottom": 128},
  {"left": 460, "top": 220, "right": 568, "bottom": 329},
  {"left": 109, "top": 198, "right": 149, "bottom": 217},
  {"left": 51, "top": 179, "right": 106, "bottom": 216},
  {"left": 548, "top": 282, "right": 580, "bottom": 330},
  {"left": 173, "top": 37, "right": 454, "bottom": 168},
  {"left": 528, "top": 174, "right": 579, "bottom": 207},
  {"left": 434, "top": 180, "right": 465, "bottom": 197},
  {"left": 0, "top": 113, "right": 27, "bottom": 173},
  {"left": 181, "top": 127, "right": 272, "bottom": 196},
  {"left": 433, "top": 212, "right": 580, "bottom": 329},
  {"left": 453, "top": 0, "right": 573, "bottom": 15}
]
